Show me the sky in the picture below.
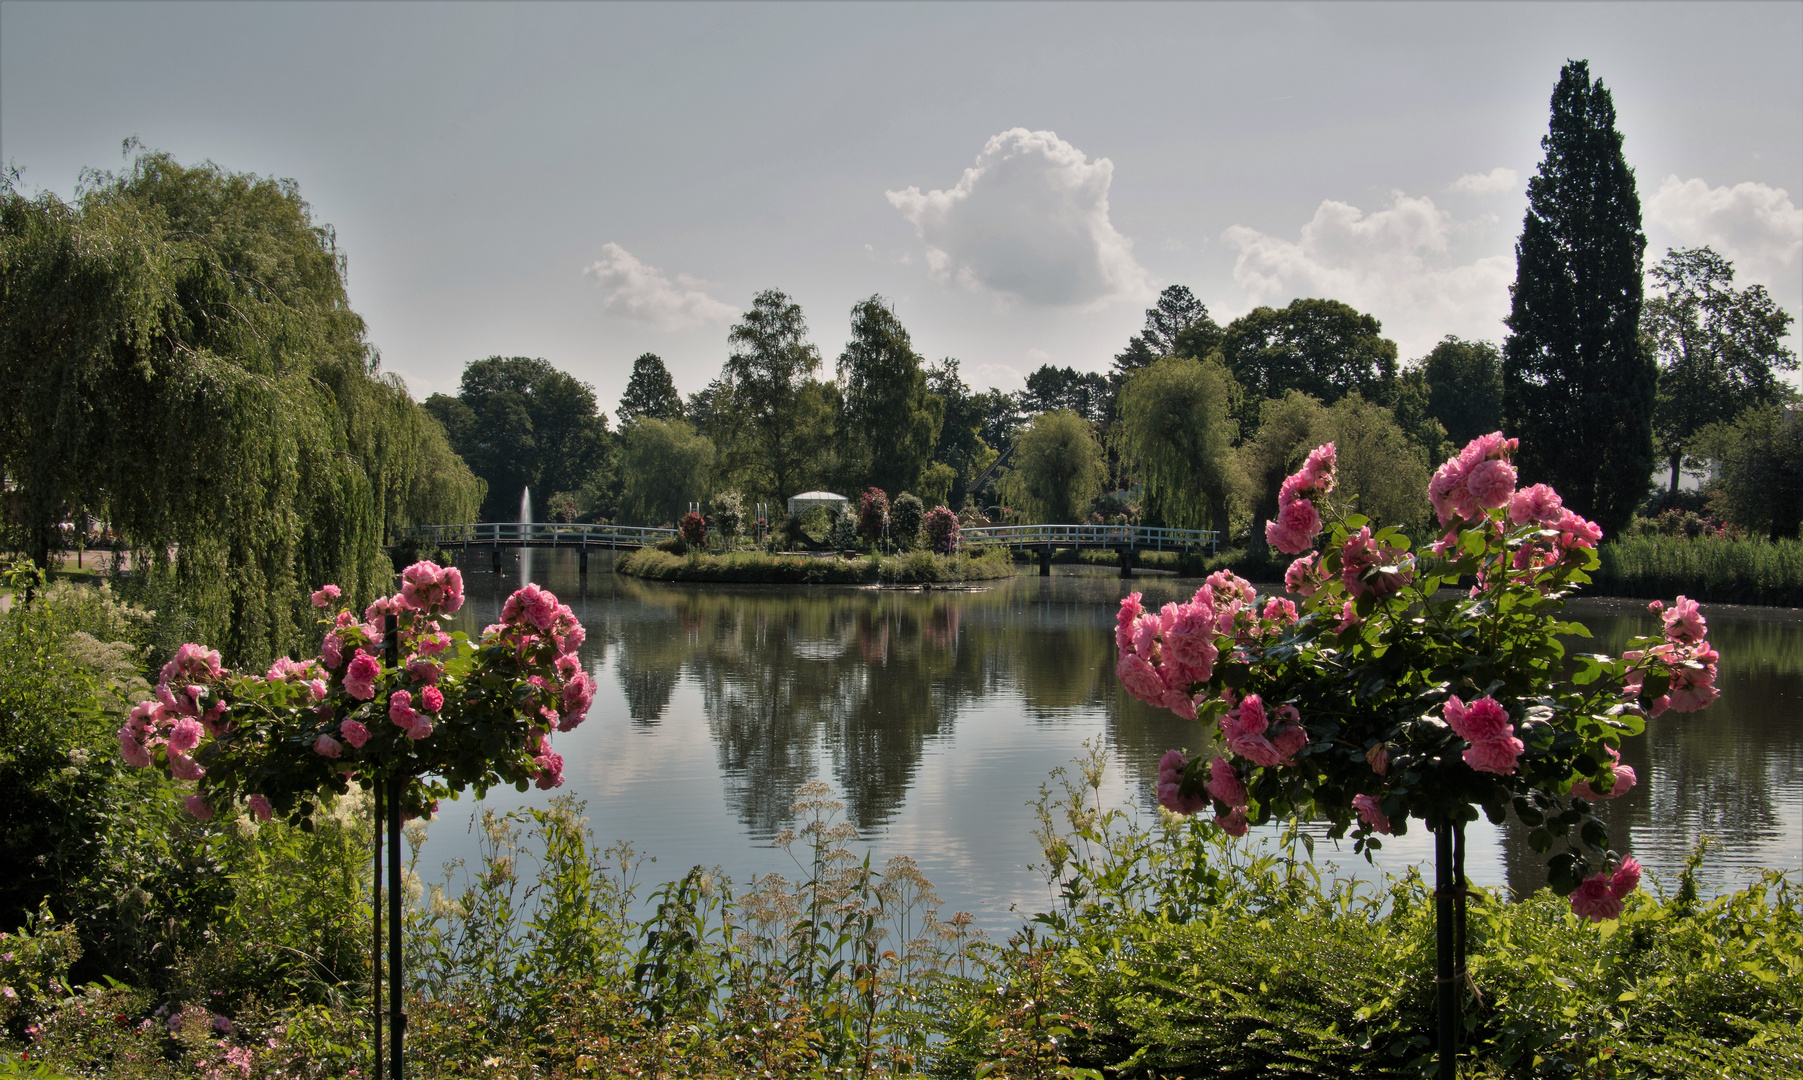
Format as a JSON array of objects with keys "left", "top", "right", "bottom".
[{"left": 3, "top": 1, "right": 1800, "bottom": 413}]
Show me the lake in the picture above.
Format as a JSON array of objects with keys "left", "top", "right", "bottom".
[{"left": 419, "top": 550, "right": 1803, "bottom": 935}]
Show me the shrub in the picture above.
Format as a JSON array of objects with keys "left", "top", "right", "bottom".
[
  {"left": 829, "top": 507, "right": 859, "bottom": 551},
  {"left": 1597, "top": 535, "right": 1803, "bottom": 606},
  {"left": 709, "top": 491, "right": 744, "bottom": 544},
  {"left": 924, "top": 506, "right": 961, "bottom": 554},
  {"left": 679, "top": 511, "right": 707, "bottom": 548},
  {"left": 857, "top": 487, "right": 890, "bottom": 544},
  {"left": 890, "top": 493, "right": 925, "bottom": 549}
]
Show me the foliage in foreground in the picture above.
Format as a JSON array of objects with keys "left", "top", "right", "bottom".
[
  {"left": 936, "top": 749, "right": 1803, "bottom": 1080},
  {"left": 615, "top": 546, "right": 1014, "bottom": 585}
]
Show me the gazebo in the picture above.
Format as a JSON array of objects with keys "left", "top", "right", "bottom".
[{"left": 786, "top": 491, "right": 849, "bottom": 517}]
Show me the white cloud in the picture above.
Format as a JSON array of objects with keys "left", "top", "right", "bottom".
[
  {"left": 1449, "top": 167, "right": 1518, "bottom": 196},
  {"left": 1223, "top": 191, "right": 1515, "bottom": 359},
  {"left": 1025, "top": 347, "right": 1050, "bottom": 362},
  {"left": 885, "top": 128, "right": 1153, "bottom": 309},
  {"left": 1645, "top": 175, "right": 1803, "bottom": 281},
  {"left": 582, "top": 243, "right": 738, "bottom": 330}
]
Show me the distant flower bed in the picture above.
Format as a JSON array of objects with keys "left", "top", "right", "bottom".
[{"left": 615, "top": 546, "right": 1014, "bottom": 585}]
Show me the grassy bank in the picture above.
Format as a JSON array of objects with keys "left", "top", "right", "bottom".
[
  {"left": 616, "top": 545, "right": 1016, "bottom": 585},
  {"left": 1596, "top": 536, "right": 1803, "bottom": 607}
]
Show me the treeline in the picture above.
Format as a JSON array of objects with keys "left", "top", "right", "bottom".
[
  {"left": 0, "top": 150, "right": 482, "bottom": 664},
  {"left": 430, "top": 61, "right": 1794, "bottom": 552}
]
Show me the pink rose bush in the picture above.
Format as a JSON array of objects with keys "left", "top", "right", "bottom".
[
  {"left": 118, "top": 561, "right": 592, "bottom": 824},
  {"left": 1124, "top": 432, "right": 1720, "bottom": 919}
]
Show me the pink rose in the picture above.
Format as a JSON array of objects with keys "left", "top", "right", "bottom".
[
  {"left": 308, "top": 678, "right": 328, "bottom": 702},
  {"left": 1284, "top": 555, "right": 1323, "bottom": 597},
  {"left": 247, "top": 794, "right": 273, "bottom": 822},
  {"left": 118, "top": 727, "right": 151, "bottom": 768},
  {"left": 1116, "top": 593, "right": 1145, "bottom": 653},
  {"left": 159, "top": 642, "right": 224, "bottom": 687},
  {"left": 1215, "top": 807, "right": 1250, "bottom": 837},
  {"left": 340, "top": 719, "right": 371, "bottom": 749},
  {"left": 1156, "top": 750, "right": 1207, "bottom": 815},
  {"left": 1462, "top": 735, "right": 1524, "bottom": 775},
  {"left": 313, "top": 733, "right": 344, "bottom": 759},
  {"left": 183, "top": 794, "right": 214, "bottom": 821},
  {"left": 1261, "top": 597, "right": 1298, "bottom": 625},
  {"left": 557, "top": 620, "right": 585, "bottom": 654},
  {"left": 1205, "top": 756, "right": 1247, "bottom": 809},
  {"left": 441, "top": 566, "right": 465, "bottom": 613},
  {"left": 167, "top": 717, "right": 203, "bottom": 754},
  {"left": 1662, "top": 596, "right": 1707, "bottom": 644},
  {"left": 1572, "top": 744, "right": 1637, "bottom": 800},
  {"left": 405, "top": 717, "right": 434, "bottom": 741},
  {"left": 320, "top": 631, "right": 344, "bottom": 670},
  {"left": 1508, "top": 483, "right": 1564, "bottom": 526},
  {"left": 1611, "top": 856, "right": 1642, "bottom": 899},
  {"left": 421, "top": 685, "right": 444, "bottom": 713},
  {"left": 1298, "top": 442, "right": 1336, "bottom": 494},
  {"left": 310, "top": 584, "right": 342, "bottom": 608},
  {"left": 1463, "top": 459, "right": 1517, "bottom": 509},
  {"left": 1352, "top": 794, "right": 1391, "bottom": 834},
  {"left": 1569, "top": 874, "right": 1624, "bottom": 922},
  {"left": 1367, "top": 743, "right": 1390, "bottom": 776},
  {"left": 1443, "top": 695, "right": 1512, "bottom": 741},
  {"left": 1162, "top": 601, "right": 1219, "bottom": 679},
  {"left": 1335, "top": 601, "right": 1362, "bottom": 633},
  {"left": 1117, "top": 653, "right": 1166, "bottom": 706},
  {"left": 343, "top": 651, "right": 380, "bottom": 701},
  {"left": 169, "top": 752, "right": 205, "bottom": 781},
  {"left": 559, "top": 671, "right": 596, "bottom": 731},
  {"left": 1271, "top": 723, "right": 1309, "bottom": 766},
  {"left": 533, "top": 750, "right": 565, "bottom": 790}
]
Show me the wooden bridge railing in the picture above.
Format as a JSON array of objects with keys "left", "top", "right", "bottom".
[
  {"left": 393, "top": 522, "right": 677, "bottom": 549},
  {"left": 961, "top": 524, "right": 1219, "bottom": 552}
]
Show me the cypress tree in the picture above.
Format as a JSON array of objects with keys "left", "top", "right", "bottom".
[{"left": 1504, "top": 60, "right": 1655, "bottom": 538}]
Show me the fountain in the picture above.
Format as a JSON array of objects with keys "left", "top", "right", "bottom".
[{"left": 519, "top": 486, "right": 533, "bottom": 583}]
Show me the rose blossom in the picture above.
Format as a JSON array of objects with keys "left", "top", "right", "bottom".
[
  {"left": 167, "top": 717, "right": 203, "bottom": 754},
  {"left": 1366, "top": 743, "right": 1389, "bottom": 776},
  {"left": 118, "top": 727, "right": 151, "bottom": 768},
  {"left": 1571, "top": 744, "right": 1637, "bottom": 801},
  {"left": 1215, "top": 807, "right": 1250, "bottom": 836},
  {"left": 310, "top": 584, "right": 342, "bottom": 608},
  {"left": 559, "top": 671, "right": 596, "bottom": 731},
  {"left": 421, "top": 685, "right": 444, "bottom": 713},
  {"left": 1352, "top": 794, "right": 1391, "bottom": 834},
  {"left": 1116, "top": 593, "right": 1145, "bottom": 653},
  {"left": 1463, "top": 459, "right": 1517, "bottom": 510},
  {"left": 343, "top": 651, "right": 380, "bottom": 700},
  {"left": 1205, "top": 756, "right": 1247, "bottom": 809},
  {"left": 1156, "top": 749, "right": 1207, "bottom": 815},
  {"left": 312, "top": 734, "right": 344, "bottom": 759},
  {"left": 247, "top": 794, "right": 273, "bottom": 822},
  {"left": 183, "top": 794, "right": 213, "bottom": 821},
  {"left": 1284, "top": 555, "right": 1324, "bottom": 597},
  {"left": 1508, "top": 484, "right": 1563, "bottom": 526},
  {"left": 169, "top": 752, "right": 205, "bottom": 781},
  {"left": 339, "top": 719, "right": 371, "bottom": 749},
  {"left": 1117, "top": 652, "right": 1165, "bottom": 706}
]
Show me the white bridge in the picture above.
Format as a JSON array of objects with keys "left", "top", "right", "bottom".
[{"left": 392, "top": 521, "right": 1218, "bottom": 576}]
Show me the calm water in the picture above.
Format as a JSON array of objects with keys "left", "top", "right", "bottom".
[{"left": 419, "top": 551, "right": 1803, "bottom": 933}]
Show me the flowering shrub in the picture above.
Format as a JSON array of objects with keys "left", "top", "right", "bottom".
[
  {"left": 680, "top": 511, "right": 708, "bottom": 548},
  {"left": 924, "top": 505, "right": 961, "bottom": 554},
  {"left": 857, "top": 487, "right": 890, "bottom": 544},
  {"left": 118, "top": 562, "right": 594, "bottom": 822},
  {"left": 1121, "top": 433, "right": 1719, "bottom": 917}
]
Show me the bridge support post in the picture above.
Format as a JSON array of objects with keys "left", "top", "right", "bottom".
[
  {"left": 579, "top": 548, "right": 589, "bottom": 577},
  {"left": 1120, "top": 547, "right": 1136, "bottom": 578},
  {"left": 491, "top": 545, "right": 502, "bottom": 574},
  {"left": 1039, "top": 548, "right": 1052, "bottom": 577}
]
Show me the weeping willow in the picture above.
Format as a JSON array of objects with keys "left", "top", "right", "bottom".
[
  {"left": 0, "top": 151, "right": 481, "bottom": 664},
  {"left": 1115, "top": 355, "right": 1240, "bottom": 532}
]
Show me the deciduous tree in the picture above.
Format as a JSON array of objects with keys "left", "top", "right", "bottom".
[
  {"left": 1420, "top": 336, "right": 1504, "bottom": 447},
  {"left": 1116, "top": 356, "right": 1239, "bottom": 532},
  {"left": 1221, "top": 299, "right": 1398, "bottom": 425},
  {"left": 618, "top": 418, "right": 715, "bottom": 527},
  {"left": 724, "top": 289, "right": 834, "bottom": 501},
  {"left": 1645, "top": 247, "right": 1797, "bottom": 492},
  {"left": 1003, "top": 410, "right": 1107, "bottom": 523}
]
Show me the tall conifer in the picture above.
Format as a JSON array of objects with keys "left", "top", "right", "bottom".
[{"left": 1504, "top": 60, "right": 1655, "bottom": 538}]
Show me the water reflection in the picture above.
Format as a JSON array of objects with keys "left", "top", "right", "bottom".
[{"left": 445, "top": 550, "right": 1800, "bottom": 929}]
